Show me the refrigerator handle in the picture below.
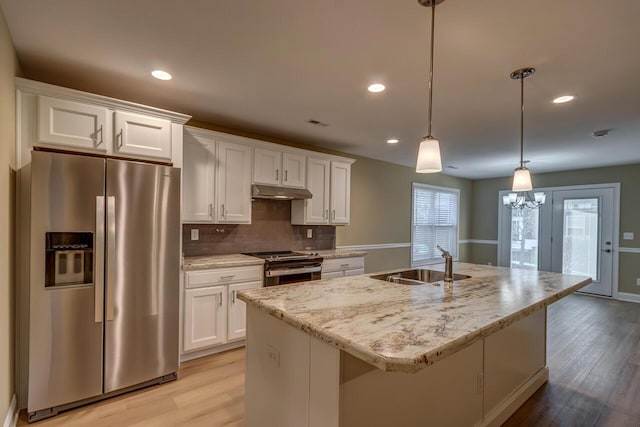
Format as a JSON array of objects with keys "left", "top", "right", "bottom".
[
  {"left": 106, "top": 196, "right": 116, "bottom": 321},
  {"left": 95, "top": 196, "right": 105, "bottom": 323}
]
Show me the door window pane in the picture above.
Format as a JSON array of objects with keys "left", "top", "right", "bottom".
[
  {"left": 562, "top": 198, "right": 599, "bottom": 279},
  {"left": 510, "top": 208, "right": 539, "bottom": 270}
]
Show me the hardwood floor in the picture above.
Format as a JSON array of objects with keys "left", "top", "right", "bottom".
[{"left": 20, "top": 294, "right": 640, "bottom": 426}]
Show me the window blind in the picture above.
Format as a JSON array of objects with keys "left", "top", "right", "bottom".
[{"left": 412, "top": 184, "right": 459, "bottom": 265}]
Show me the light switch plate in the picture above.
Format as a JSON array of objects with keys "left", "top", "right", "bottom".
[
  {"left": 190, "top": 229, "right": 199, "bottom": 240},
  {"left": 307, "top": 228, "right": 313, "bottom": 238},
  {"left": 623, "top": 232, "right": 634, "bottom": 240}
]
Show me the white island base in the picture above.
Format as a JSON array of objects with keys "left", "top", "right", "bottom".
[{"left": 245, "top": 305, "right": 548, "bottom": 427}]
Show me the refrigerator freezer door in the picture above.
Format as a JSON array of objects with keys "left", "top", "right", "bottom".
[
  {"left": 104, "top": 159, "right": 180, "bottom": 393},
  {"left": 28, "top": 151, "right": 105, "bottom": 412}
]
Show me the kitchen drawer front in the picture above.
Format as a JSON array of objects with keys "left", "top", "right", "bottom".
[
  {"left": 185, "top": 265, "right": 263, "bottom": 288},
  {"left": 322, "top": 257, "right": 365, "bottom": 273}
]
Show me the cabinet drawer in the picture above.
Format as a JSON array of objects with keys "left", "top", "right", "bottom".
[
  {"left": 322, "top": 257, "right": 365, "bottom": 273},
  {"left": 186, "top": 265, "right": 263, "bottom": 288}
]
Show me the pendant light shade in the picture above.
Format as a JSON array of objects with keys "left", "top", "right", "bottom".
[
  {"left": 416, "top": 136, "right": 442, "bottom": 173},
  {"left": 512, "top": 167, "right": 533, "bottom": 191},
  {"left": 415, "top": 0, "right": 444, "bottom": 173}
]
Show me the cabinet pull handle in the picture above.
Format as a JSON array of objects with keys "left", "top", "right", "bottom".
[
  {"left": 231, "top": 290, "right": 236, "bottom": 303},
  {"left": 221, "top": 204, "right": 225, "bottom": 217},
  {"left": 218, "top": 293, "right": 222, "bottom": 306},
  {"left": 332, "top": 210, "right": 336, "bottom": 220},
  {"left": 275, "top": 169, "right": 279, "bottom": 181},
  {"left": 284, "top": 170, "right": 288, "bottom": 182},
  {"left": 208, "top": 203, "right": 213, "bottom": 217},
  {"left": 117, "top": 129, "right": 124, "bottom": 149},
  {"left": 323, "top": 209, "right": 328, "bottom": 220},
  {"left": 95, "top": 125, "right": 103, "bottom": 146},
  {"left": 341, "top": 264, "right": 350, "bottom": 268},
  {"left": 220, "top": 275, "right": 235, "bottom": 280}
]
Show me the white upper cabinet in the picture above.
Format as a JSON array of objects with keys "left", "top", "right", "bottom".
[
  {"left": 182, "top": 133, "right": 216, "bottom": 222},
  {"left": 292, "top": 158, "right": 351, "bottom": 225},
  {"left": 217, "top": 141, "right": 252, "bottom": 223},
  {"left": 330, "top": 161, "right": 351, "bottom": 225},
  {"left": 253, "top": 147, "right": 281, "bottom": 186},
  {"left": 114, "top": 111, "right": 171, "bottom": 160},
  {"left": 21, "top": 80, "right": 190, "bottom": 166},
  {"left": 282, "top": 152, "right": 306, "bottom": 188},
  {"left": 253, "top": 148, "right": 306, "bottom": 188},
  {"left": 37, "top": 95, "right": 110, "bottom": 153},
  {"left": 292, "top": 158, "right": 330, "bottom": 225}
]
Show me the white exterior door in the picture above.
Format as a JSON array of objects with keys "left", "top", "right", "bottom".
[
  {"left": 114, "top": 111, "right": 171, "bottom": 160},
  {"left": 549, "top": 188, "right": 616, "bottom": 296},
  {"left": 254, "top": 148, "right": 281, "bottom": 185},
  {"left": 37, "top": 95, "right": 110, "bottom": 152},
  {"left": 227, "top": 281, "right": 263, "bottom": 341},
  {"left": 330, "top": 161, "right": 351, "bottom": 224},
  {"left": 182, "top": 134, "right": 216, "bottom": 222},
  {"left": 282, "top": 152, "right": 306, "bottom": 188},
  {"left": 217, "top": 141, "right": 252, "bottom": 223},
  {"left": 184, "top": 286, "right": 227, "bottom": 352},
  {"left": 304, "top": 158, "right": 330, "bottom": 224}
]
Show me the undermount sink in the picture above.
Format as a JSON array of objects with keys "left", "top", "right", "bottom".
[{"left": 370, "top": 269, "right": 472, "bottom": 285}]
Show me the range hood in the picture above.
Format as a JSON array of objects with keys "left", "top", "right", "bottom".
[{"left": 251, "top": 184, "right": 312, "bottom": 200}]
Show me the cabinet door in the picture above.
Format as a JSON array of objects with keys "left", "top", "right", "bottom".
[
  {"left": 184, "top": 286, "right": 227, "bottom": 352},
  {"left": 114, "top": 111, "right": 171, "bottom": 161},
  {"left": 305, "top": 158, "right": 330, "bottom": 224},
  {"left": 182, "top": 133, "right": 216, "bottom": 222},
  {"left": 282, "top": 152, "right": 306, "bottom": 188},
  {"left": 330, "top": 161, "right": 351, "bottom": 224},
  {"left": 37, "top": 95, "right": 110, "bottom": 152},
  {"left": 345, "top": 268, "right": 365, "bottom": 276},
  {"left": 254, "top": 148, "right": 281, "bottom": 185},
  {"left": 227, "top": 281, "right": 263, "bottom": 341},
  {"left": 217, "top": 141, "right": 252, "bottom": 223},
  {"left": 321, "top": 271, "right": 344, "bottom": 279}
]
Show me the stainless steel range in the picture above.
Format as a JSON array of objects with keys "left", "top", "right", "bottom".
[{"left": 244, "top": 251, "right": 323, "bottom": 286}]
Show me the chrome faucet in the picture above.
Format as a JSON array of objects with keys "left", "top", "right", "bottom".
[{"left": 437, "top": 245, "right": 453, "bottom": 285}]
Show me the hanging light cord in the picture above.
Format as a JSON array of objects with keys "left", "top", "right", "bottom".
[
  {"left": 427, "top": 1, "right": 436, "bottom": 138},
  {"left": 519, "top": 75, "right": 525, "bottom": 168}
]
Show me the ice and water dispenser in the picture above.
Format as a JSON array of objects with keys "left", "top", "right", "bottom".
[{"left": 45, "top": 232, "right": 94, "bottom": 287}]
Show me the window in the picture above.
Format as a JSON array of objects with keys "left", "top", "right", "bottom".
[{"left": 411, "top": 183, "right": 459, "bottom": 266}]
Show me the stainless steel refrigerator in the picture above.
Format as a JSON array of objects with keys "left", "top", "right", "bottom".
[{"left": 27, "top": 150, "right": 180, "bottom": 421}]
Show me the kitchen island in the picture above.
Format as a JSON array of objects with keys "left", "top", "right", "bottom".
[{"left": 238, "top": 263, "right": 590, "bottom": 427}]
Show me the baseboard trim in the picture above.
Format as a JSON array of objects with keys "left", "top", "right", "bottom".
[
  {"left": 618, "top": 292, "right": 640, "bottom": 303},
  {"left": 180, "top": 340, "right": 245, "bottom": 362},
  {"left": 335, "top": 243, "right": 410, "bottom": 251},
  {"left": 2, "top": 394, "right": 18, "bottom": 427},
  {"left": 482, "top": 367, "right": 549, "bottom": 427}
]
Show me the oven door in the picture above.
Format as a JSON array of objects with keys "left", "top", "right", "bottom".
[{"left": 265, "top": 265, "right": 322, "bottom": 287}]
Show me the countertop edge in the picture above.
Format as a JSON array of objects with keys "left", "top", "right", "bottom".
[{"left": 238, "top": 276, "right": 591, "bottom": 373}]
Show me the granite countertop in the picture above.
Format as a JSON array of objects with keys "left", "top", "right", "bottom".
[
  {"left": 238, "top": 262, "right": 590, "bottom": 373},
  {"left": 183, "top": 254, "right": 265, "bottom": 270},
  {"left": 301, "top": 249, "right": 367, "bottom": 259}
]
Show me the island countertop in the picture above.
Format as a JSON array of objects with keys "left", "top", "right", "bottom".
[{"left": 238, "top": 262, "right": 590, "bottom": 373}]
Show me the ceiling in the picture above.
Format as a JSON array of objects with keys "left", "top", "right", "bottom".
[{"left": 1, "top": 0, "right": 639, "bottom": 179}]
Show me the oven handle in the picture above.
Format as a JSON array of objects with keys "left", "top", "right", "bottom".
[{"left": 265, "top": 265, "right": 322, "bottom": 277}]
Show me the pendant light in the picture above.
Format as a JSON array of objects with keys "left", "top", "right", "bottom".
[
  {"left": 416, "top": 0, "right": 444, "bottom": 173},
  {"left": 503, "top": 67, "right": 546, "bottom": 209}
]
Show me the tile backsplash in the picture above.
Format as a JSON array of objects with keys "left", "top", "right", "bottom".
[{"left": 182, "top": 199, "right": 336, "bottom": 256}]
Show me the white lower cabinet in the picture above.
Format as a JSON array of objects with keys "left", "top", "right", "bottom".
[
  {"left": 184, "top": 286, "right": 226, "bottom": 352},
  {"left": 183, "top": 266, "right": 263, "bottom": 354},
  {"left": 322, "top": 256, "right": 365, "bottom": 278}
]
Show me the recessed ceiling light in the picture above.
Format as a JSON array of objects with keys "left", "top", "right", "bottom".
[
  {"left": 387, "top": 138, "right": 399, "bottom": 144},
  {"left": 151, "top": 70, "right": 172, "bottom": 81},
  {"left": 553, "top": 95, "right": 574, "bottom": 104},
  {"left": 368, "top": 83, "right": 385, "bottom": 93}
]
